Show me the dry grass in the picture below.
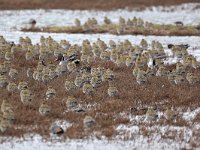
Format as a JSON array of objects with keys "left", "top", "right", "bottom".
[
  {"left": 0, "top": 0, "right": 199, "bottom": 10},
  {"left": 0, "top": 48, "right": 200, "bottom": 142},
  {"left": 21, "top": 24, "right": 200, "bottom": 36}
]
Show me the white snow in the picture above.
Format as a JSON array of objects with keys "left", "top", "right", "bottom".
[
  {"left": 0, "top": 133, "right": 194, "bottom": 150},
  {"left": 183, "top": 107, "right": 200, "bottom": 122}
]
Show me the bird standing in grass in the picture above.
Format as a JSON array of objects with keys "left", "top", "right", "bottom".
[
  {"left": 42, "top": 73, "right": 51, "bottom": 85},
  {"left": 20, "top": 89, "right": 33, "bottom": 106},
  {"left": 186, "top": 73, "right": 199, "bottom": 85},
  {"left": 7, "top": 82, "right": 18, "bottom": 93},
  {"left": 91, "top": 75, "right": 101, "bottom": 88},
  {"left": 67, "top": 61, "right": 77, "bottom": 72},
  {"left": 104, "top": 16, "right": 111, "bottom": 25},
  {"left": 0, "top": 75, "right": 8, "bottom": 88},
  {"left": 0, "top": 63, "right": 7, "bottom": 75},
  {"left": 66, "top": 96, "right": 78, "bottom": 109},
  {"left": 29, "top": 19, "right": 37, "bottom": 28},
  {"left": 1, "top": 99, "right": 13, "bottom": 113},
  {"left": 136, "top": 70, "right": 147, "bottom": 85},
  {"left": 3, "top": 109, "right": 15, "bottom": 124},
  {"left": 164, "top": 107, "right": 176, "bottom": 121},
  {"left": 156, "top": 66, "right": 168, "bottom": 77},
  {"left": 0, "top": 118, "right": 12, "bottom": 133},
  {"left": 102, "top": 68, "right": 114, "bottom": 81},
  {"left": 65, "top": 79, "right": 77, "bottom": 92},
  {"left": 146, "top": 107, "right": 158, "bottom": 121},
  {"left": 174, "top": 75, "right": 185, "bottom": 85},
  {"left": 18, "top": 81, "right": 28, "bottom": 91},
  {"left": 83, "top": 83, "right": 94, "bottom": 95},
  {"left": 116, "top": 25, "right": 125, "bottom": 35},
  {"left": 82, "top": 72, "right": 91, "bottom": 83},
  {"left": 140, "top": 39, "right": 148, "bottom": 50},
  {"left": 108, "top": 81, "right": 119, "bottom": 97},
  {"left": 9, "top": 68, "right": 18, "bottom": 79},
  {"left": 74, "top": 18, "right": 81, "bottom": 27},
  {"left": 100, "top": 50, "right": 110, "bottom": 61},
  {"left": 74, "top": 74, "right": 84, "bottom": 88},
  {"left": 39, "top": 101, "right": 51, "bottom": 116},
  {"left": 167, "top": 70, "right": 177, "bottom": 84},
  {"left": 25, "top": 50, "right": 34, "bottom": 60},
  {"left": 83, "top": 116, "right": 95, "bottom": 128},
  {"left": 46, "top": 86, "right": 56, "bottom": 100},
  {"left": 5, "top": 51, "right": 14, "bottom": 61}
]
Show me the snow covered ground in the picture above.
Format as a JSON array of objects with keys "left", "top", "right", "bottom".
[
  {"left": 0, "top": 109, "right": 200, "bottom": 150},
  {"left": 0, "top": 3, "right": 200, "bottom": 31},
  {"left": 0, "top": 3, "right": 200, "bottom": 150},
  {"left": 0, "top": 134, "right": 194, "bottom": 150}
]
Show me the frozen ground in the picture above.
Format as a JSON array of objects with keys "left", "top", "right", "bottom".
[{"left": 0, "top": 3, "right": 200, "bottom": 150}]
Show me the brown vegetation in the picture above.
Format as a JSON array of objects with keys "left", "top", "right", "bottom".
[
  {"left": 0, "top": 50, "right": 200, "bottom": 142},
  {"left": 21, "top": 24, "right": 200, "bottom": 36},
  {"left": 0, "top": 0, "right": 199, "bottom": 10}
]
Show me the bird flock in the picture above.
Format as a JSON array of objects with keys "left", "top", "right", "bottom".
[
  {"left": 26, "top": 16, "right": 200, "bottom": 36},
  {"left": 0, "top": 34, "right": 199, "bottom": 134},
  {"left": 75, "top": 16, "right": 155, "bottom": 34}
]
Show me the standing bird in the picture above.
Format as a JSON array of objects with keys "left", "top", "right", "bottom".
[
  {"left": 107, "top": 81, "right": 119, "bottom": 97},
  {"left": 83, "top": 116, "right": 95, "bottom": 128},
  {"left": 1, "top": 99, "right": 13, "bottom": 113},
  {"left": 46, "top": 86, "right": 56, "bottom": 100},
  {"left": 55, "top": 53, "right": 64, "bottom": 62},
  {"left": 6, "top": 82, "right": 18, "bottom": 93},
  {"left": 82, "top": 83, "right": 94, "bottom": 95},
  {"left": 74, "top": 74, "right": 84, "bottom": 88},
  {"left": 146, "top": 107, "right": 158, "bottom": 121},
  {"left": 39, "top": 101, "right": 51, "bottom": 116},
  {"left": 104, "top": 16, "right": 112, "bottom": 25},
  {"left": 18, "top": 81, "right": 28, "bottom": 91},
  {"left": 20, "top": 89, "right": 33, "bottom": 106},
  {"left": 66, "top": 96, "right": 78, "bottom": 109},
  {"left": 29, "top": 19, "right": 37, "bottom": 28},
  {"left": 174, "top": 21, "right": 184, "bottom": 27},
  {"left": 0, "top": 75, "right": 8, "bottom": 88},
  {"left": 186, "top": 73, "right": 199, "bottom": 85},
  {"left": 164, "top": 107, "right": 176, "bottom": 121},
  {"left": 3, "top": 109, "right": 15, "bottom": 124},
  {"left": 9, "top": 68, "right": 18, "bottom": 79},
  {"left": 74, "top": 18, "right": 81, "bottom": 27},
  {"left": 0, "top": 118, "right": 12, "bottom": 133},
  {"left": 136, "top": 70, "right": 147, "bottom": 85},
  {"left": 65, "top": 79, "right": 77, "bottom": 92}
]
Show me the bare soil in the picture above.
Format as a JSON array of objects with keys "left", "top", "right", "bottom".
[{"left": 0, "top": 0, "right": 199, "bottom": 10}]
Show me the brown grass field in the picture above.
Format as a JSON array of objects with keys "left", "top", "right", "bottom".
[
  {"left": 22, "top": 24, "right": 200, "bottom": 36},
  {"left": 0, "top": 49, "right": 200, "bottom": 144},
  {"left": 0, "top": 0, "right": 199, "bottom": 10}
]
